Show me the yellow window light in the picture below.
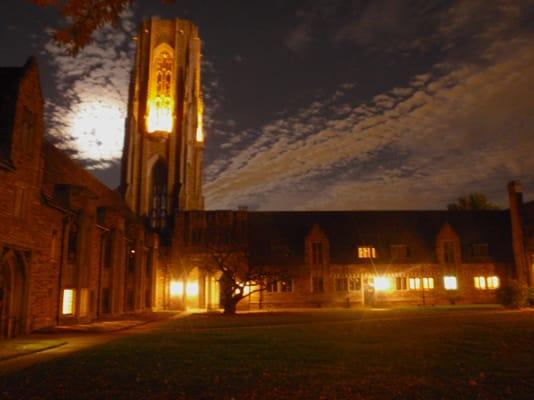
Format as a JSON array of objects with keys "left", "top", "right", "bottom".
[
  {"left": 146, "top": 50, "right": 174, "bottom": 134},
  {"left": 169, "top": 281, "right": 183, "bottom": 297},
  {"left": 423, "top": 277, "right": 434, "bottom": 289},
  {"left": 374, "top": 276, "right": 391, "bottom": 291},
  {"left": 62, "top": 289, "right": 75, "bottom": 315},
  {"left": 443, "top": 276, "right": 458, "bottom": 290},
  {"left": 409, "top": 278, "right": 420, "bottom": 290},
  {"left": 487, "top": 276, "right": 500, "bottom": 289},
  {"left": 195, "top": 104, "right": 204, "bottom": 142},
  {"left": 474, "top": 276, "right": 486, "bottom": 289},
  {"left": 186, "top": 281, "right": 199, "bottom": 297},
  {"left": 147, "top": 97, "right": 173, "bottom": 133}
]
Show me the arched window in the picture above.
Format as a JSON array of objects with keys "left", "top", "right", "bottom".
[
  {"left": 150, "top": 160, "right": 168, "bottom": 230},
  {"left": 147, "top": 50, "right": 174, "bottom": 133}
]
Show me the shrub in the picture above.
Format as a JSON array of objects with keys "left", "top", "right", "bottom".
[{"left": 496, "top": 280, "right": 528, "bottom": 308}]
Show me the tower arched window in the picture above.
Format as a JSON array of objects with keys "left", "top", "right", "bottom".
[
  {"left": 147, "top": 50, "right": 174, "bottom": 133},
  {"left": 150, "top": 160, "right": 168, "bottom": 230}
]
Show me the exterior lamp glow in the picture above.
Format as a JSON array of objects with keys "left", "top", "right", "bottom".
[
  {"left": 443, "top": 276, "right": 458, "bottom": 290},
  {"left": 169, "top": 281, "right": 183, "bottom": 297},
  {"left": 374, "top": 276, "right": 391, "bottom": 291}
]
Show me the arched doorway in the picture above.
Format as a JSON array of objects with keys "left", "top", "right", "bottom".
[{"left": 0, "top": 250, "right": 28, "bottom": 338}]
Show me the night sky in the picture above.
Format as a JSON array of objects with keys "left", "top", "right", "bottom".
[{"left": 1, "top": 0, "right": 533, "bottom": 210}]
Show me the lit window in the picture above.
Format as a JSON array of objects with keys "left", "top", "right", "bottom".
[
  {"left": 474, "top": 276, "right": 486, "bottom": 289},
  {"left": 423, "top": 277, "right": 434, "bottom": 289},
  {"left": 443, "top": 276, "right": 458, "bottom": 290},
  {"left": 409, "top": 278, "right": 420, "bottom": 290},
  {"left": 186, "top": 281, "right": 199, "bottom": 297},
  {"left": 147, "top": 51, "right": 174, "bottom": 134},
  {"left": 196, "top": 102, "right": 204, "bottom": 142},
  {"left": 358, "top": 246, "right": 376, "bottom": 259},
  {"left": 475, "top": 276, "right": 499, "bottom": 290},
  {"left": 487, "top": 276, "right": 500, "bottom": 289},
  {"left": 170, "top": 281, "right": 183, "bottom": 297},
  {"left": 374, "top": 276, "right": 391, "bottom": 291},
  {"left": 62, "top": 289, "right": 75, "bottom": 315}
]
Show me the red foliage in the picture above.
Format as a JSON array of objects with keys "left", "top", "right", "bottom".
[{"left": 28, "top": 0, "right": 174, "bottom": 55}]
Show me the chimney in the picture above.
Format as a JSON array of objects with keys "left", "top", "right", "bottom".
[{"left": 508, "top": 181, "right": 527, "bottom": 283}]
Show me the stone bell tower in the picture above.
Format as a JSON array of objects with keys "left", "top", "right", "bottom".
[{"left": 121, "top": 18, "right": 205, "bottom": 232}]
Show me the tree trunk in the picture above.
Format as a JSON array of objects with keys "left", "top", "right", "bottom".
[{"left": 223, "top": 297, "right": 239, "bottom": 315}]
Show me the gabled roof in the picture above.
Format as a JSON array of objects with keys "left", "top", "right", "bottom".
[
  {"left": 0, "top": 66, "right": 23, "bottom": 164},
  {"left": 248, "top": 210, "right": 513, "bottom": 265},
  {"left": 0, "top": 57, "right": 39, "bottom": 167}
]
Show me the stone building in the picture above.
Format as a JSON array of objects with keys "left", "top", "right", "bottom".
[
  {"left": 121, "top": 18, "right": 534, "bottom": 312},
  {"left": 0, "top": 58, "right": 157, "bottom": 339},
  {"left": 1, "top": 18, "right": 533, "bottom": 338}
]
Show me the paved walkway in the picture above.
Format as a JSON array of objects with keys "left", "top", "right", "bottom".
[{"left": 0, "top": 311, "right": 180, "bottom": 375}]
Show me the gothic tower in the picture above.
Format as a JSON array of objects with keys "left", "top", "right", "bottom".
[{"left": 121, "top": 18, "right": 205, "bottom": 233}]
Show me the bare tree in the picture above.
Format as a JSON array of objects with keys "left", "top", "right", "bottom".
[{"left": 202, "top": 245, "right": 283, "bottom": 315}]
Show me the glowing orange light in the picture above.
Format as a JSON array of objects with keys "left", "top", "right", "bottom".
[
  {"left": 186, "top": 281, "right": 199, "bottom": 297},
  {"left": 147, "top": 50, "right": 174, "bottom": 134},
  {"left": 196, "top": 103, "right": 204, "bottom": 142},
  {"left": 374, "top": 276, "right": 391, "bottom": 291},
  {"left": 170, "top": 281, "right": 183, "bottom": 297},
  {"left": 147, "top": 96, "right": 173, "bottom": 134}
]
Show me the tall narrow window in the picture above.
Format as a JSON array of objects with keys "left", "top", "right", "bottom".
[
  {"left": 67, "top": 223, "right": 78, "bottom": 263},
  {"left": 311, "top": 242, "right": 323, "bottom": 265},
  {"left": 147, "top": 51, "right": 174, "bottom": 134},
  {"left": 150, "top": 160, "right": 168, "bottom": 231}
]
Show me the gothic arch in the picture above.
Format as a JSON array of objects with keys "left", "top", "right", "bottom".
[
  {"left": 0, "top": 249, "right": 29, "bottom": 338},
  {"left": 147, "top": 43, "right": 175, "bottom": 134},
  {"left": 149, "top": 157, "right": 169, "bottom": 231}
]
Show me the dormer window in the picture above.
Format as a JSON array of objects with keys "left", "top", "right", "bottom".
[{"left": 358, "top": 246, "right": 376, "bottom": 259}]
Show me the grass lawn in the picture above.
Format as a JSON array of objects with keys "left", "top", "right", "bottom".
[{"left": 1, "top": 306, "right": 533, "bottom": 399}]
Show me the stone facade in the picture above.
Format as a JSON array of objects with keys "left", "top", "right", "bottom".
[
  {"left": 0, "top": 59, "right": 157, "bottom": 338},
  {"left": 169, "top": 209, "right": 521, "bottom": 310},
  {"left": 2, "top": 18, "right": 534, "bottom": 339}
]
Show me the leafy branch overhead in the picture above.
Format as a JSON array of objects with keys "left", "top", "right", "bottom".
[{"left": 29, "top": 0, "right": 174, "bottom": 55}]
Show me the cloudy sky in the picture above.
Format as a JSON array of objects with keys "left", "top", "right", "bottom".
[{"left": 1, "top": 0, "right": 533, "bottom": 210}]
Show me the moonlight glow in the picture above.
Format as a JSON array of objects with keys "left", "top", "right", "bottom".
[{"left": 67, "top": 99, "right": 125, "bottom": 165}]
